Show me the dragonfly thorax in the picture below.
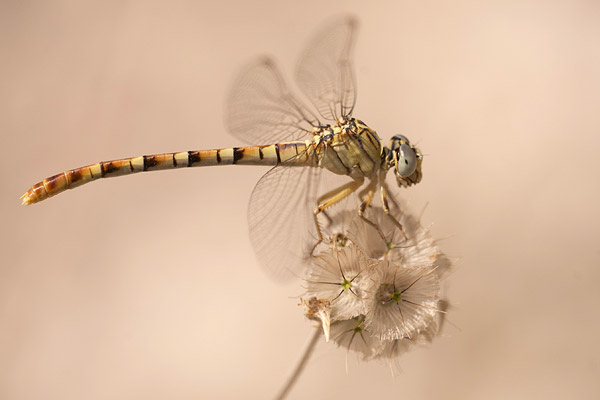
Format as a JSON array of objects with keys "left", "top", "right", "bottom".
[{"left": 310, "top": 118, "right": 384, "bottom": 178}]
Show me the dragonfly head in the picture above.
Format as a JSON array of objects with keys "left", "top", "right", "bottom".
[{"left": 388, "top": 135, "right": 422, "bottom": 187}]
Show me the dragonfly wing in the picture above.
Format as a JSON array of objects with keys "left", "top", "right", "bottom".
[
  {"left": 295, "top": 16, "right": 358, "bottom": 122},
  {"left": 248, "top": 159, "right": 359, "bottom": 281},
  {"left": 225, "top": 57, "right": 320, "bottom": 145},
  {"left": 248, "top": 164, "right": 318, "bottom": 281}
]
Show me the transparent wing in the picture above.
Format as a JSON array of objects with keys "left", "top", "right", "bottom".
[
  {"left": 225, "top": 57, "right": 321, "bottom": 146},
  {"left": 295, "top": 16, "right": 358, "bottom": 122},
  {"left": 248, "top": 155, "right": 360, "bottom": 281},
  {"left": 248, "top": 164, "right": 319, "bottom": 281}
]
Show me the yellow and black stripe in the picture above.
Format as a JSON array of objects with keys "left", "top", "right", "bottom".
[{"left": 21, "top": 142, "right": 310, "bottom": 205}]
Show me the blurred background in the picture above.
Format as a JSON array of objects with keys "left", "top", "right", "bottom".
[{"left": 2, "top": 0, "right": 599, "bottom": 399}]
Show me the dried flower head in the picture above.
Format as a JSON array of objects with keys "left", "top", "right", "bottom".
[
  {"left": 364, "top": 261, "right": 442, "bottom": 340},
  {"left": 373, "top": 301, "right": 449, "bottom": 375},
  {"left": 316, "top": 209, "right": 360, "bottom": 252},
  {"left": 305, "top": 243, "right": 371, "bottom": 320},
  {"left": 329, "top": 316, "right": 384, "bottom": 371},
  {"left": 349, "top": 205, "right": 440, "bottom": 268},
  {"left": 297, "top": 201, "right": 450, "bottom": 375}
]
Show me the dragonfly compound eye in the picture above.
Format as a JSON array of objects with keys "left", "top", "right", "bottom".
[
  {"left": 392, "top": 134, "right": 409, "bottom": 144},
  {"left": 395, "top": 143, "right": 417, "bottom": 178}
]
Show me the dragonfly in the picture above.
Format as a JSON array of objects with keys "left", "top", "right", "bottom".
[{"left": 21, "top": 17, "right": 423, "bottom": 280}]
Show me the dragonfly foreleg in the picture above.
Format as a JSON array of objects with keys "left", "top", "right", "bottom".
[
  {"left": 380, "top": 184, "right": 408, "bottom": 240},
  {"left": 311, "top": 178, "right": 364, "bottom": 256}
]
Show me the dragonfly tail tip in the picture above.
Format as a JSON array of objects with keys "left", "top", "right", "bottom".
[{"left": 20, "top": 191, "right": 34, "bottom": 206}]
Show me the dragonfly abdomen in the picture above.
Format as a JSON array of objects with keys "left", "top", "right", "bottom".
[{"left": 21, "top": 142, "right": 309, "bottom": 205}]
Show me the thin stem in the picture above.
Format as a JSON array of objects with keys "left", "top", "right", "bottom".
[{"left": 274, "top": 326, "right": 322, "bottom": 400}]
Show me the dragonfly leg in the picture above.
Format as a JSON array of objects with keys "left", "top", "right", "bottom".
[
  {"left": 311, "top": 178, "right": 364, "bottom": 256},
  {"left": 321, "top": 210, "right": 334, "bottom": 225},
  {"left": 357, "top": 182, "right": 388, "bottom": 242},
  {"left": 380, "top": 184, "right": 408, "bottom": 240}
]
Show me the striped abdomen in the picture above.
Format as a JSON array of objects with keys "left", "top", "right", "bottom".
[{"left": 21, "top": 142, "right": 310, "bottom": 205}]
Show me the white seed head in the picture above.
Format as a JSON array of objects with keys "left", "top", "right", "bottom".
[
  {"left": 305, "top": 243, "right": 371, "bottom": 320},
  {"left": 364, "top": 260, "right": 442, "bottom": 340},
  {"left": 300, "top": 202, "right": 451, "bottom": 372},
  {"left": 330, "top": 316, "right": 385, "bottom": 361},
  {"left": 317, "top": 209, "right": 361, "bottom": 253},
  {"left": 348, "top": 206, "right": 440, "bottom": 268}
]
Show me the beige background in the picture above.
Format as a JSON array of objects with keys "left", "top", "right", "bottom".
[{"left": 2, "top": 1, "right": 600, "bottom": 399}]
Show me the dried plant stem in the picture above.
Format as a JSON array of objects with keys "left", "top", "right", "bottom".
[{"left": 274, "top": 326, "right": 322, "bottom": 400}]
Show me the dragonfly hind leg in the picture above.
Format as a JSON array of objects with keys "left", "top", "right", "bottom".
[{"left": 311, "top": 178, "right": 364, "bottom": 256}]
